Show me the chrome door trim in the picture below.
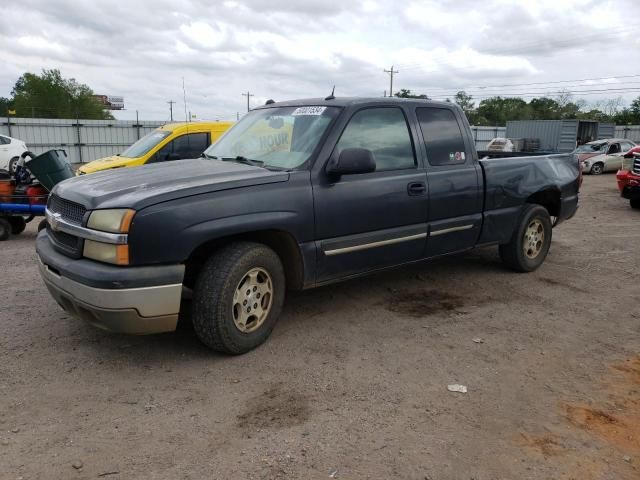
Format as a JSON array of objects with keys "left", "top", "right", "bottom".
[
  {"left": 324, "top": 232, "right": 427, "bottom": 256},
  {"left": 429, "top": 224, "right": 474, "bottom": 237}
]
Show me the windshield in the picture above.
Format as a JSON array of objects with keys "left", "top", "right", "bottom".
[
  {"left": 575, "top": 142, "right": 605, "bottom": 153},
  {"left": 120, "top": 130, "right": 171, "bottom": 158},
  {"left": 203, "top": 106, "right": 339, "bottom": 169}
]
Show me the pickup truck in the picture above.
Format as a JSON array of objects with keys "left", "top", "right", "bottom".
[{"left": 36, "top": 97, "right": 581, "bottom": 354}]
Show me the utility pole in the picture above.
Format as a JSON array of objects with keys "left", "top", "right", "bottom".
[
  {"left": 167, "top": 100, "right": 175, "bottom": 121},
  {"left": 242, "top": 91, "right": 254, "bottom": 112},
  {"left": 384, "top": 65, "right": 398, "bottom": 98}
]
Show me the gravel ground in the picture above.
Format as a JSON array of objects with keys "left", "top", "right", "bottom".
[{"left": 1, "top": 174, "right": 639, "bottom": 480}]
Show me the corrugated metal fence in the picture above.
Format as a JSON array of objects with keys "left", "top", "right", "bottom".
[
  {"left": 0, "top": 117, "right": 164, "bottom": 163},
  {"left": 615, "top": 125, "right": 640, "bottom": 142},
  {"left": 2, "top": 117, "right": 639, "bottom": 164},
  {"left": 470, "top": 126, "right": 506, "bottom": 150}
]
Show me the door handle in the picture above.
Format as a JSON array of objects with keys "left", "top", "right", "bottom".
[{"left": 407, "top": 182, "right": 426, "bottom": 196}]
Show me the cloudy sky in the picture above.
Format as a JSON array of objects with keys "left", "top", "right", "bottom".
[{"left": 1, "top": 0, "right": 639, "bottom": 121}]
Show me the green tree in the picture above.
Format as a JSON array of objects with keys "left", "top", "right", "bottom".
[
  {"left": 394, "top": 89, "right": 429, "bottom": 99},
  {"left": 10, "top": 69, "right": 112, "bottom": 119},
  {"left": 452, "top": 91, "right": 476, "bottom": 123},
  {"left": 476, "top": 97, "right": 530, "bottom": 125},
  {"left": 528, "top": 97, "right": 561, "bottom": 120}
]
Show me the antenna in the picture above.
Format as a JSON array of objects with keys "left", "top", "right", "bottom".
[
  {"left": 182, "top": 77, "right": 188, "bottom": 123},
  {"left": 325, "top": 85, "right": 336, "bottom": 101}
]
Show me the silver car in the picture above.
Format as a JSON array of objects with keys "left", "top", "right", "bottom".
[{"left": 578, "top": 139, "right": 636, "bottom": 175}]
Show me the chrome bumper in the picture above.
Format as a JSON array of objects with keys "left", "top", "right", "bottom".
[{"left": 39, "top": 259, "right": 182, "bottom": 334}]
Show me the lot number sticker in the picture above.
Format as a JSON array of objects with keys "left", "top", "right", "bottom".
[{"left": 292, "top": 106, "right": 327, "bottom": 116}]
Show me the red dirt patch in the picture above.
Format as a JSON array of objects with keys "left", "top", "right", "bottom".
[{"left": 515, "top": 433, "right": 566, "bottom": 457}]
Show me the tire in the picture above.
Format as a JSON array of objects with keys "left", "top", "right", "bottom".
[
  {"left": 499, "top": 204, "right": 552, "bottom": 272},
  {"left": 37, "top": 219, "right": 47, "bottom": 232},
  {"left": 631, "top": 198, "right": 640, "bottom": 210},
  {"left": 8, "top": 216, "right": 26, "bottom": 234},
  {"left": 192, "top": 241, "right": 286, "bottom": 354},
  {"left": 590, "top": 162, "right": 604, "bottom": 175},
  {"left": 0, "top": 218, "right": 11, "bottom": 241},
  {"left": 8, "top": 157, "right": 19, "bottom": 175}
]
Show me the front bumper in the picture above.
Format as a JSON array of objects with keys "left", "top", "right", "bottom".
[{"left": 36, "top": 231, "right": 184, "bottom": 334}]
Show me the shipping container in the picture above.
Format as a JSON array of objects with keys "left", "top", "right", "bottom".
[{"left": 505, "top": 120, "right": 616, "bottom": 153}]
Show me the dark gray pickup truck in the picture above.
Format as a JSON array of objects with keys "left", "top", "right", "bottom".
[{"left": 37, "top": 97, "right": 581, "bottom": 354}]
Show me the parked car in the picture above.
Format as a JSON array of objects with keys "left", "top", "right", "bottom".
[
  {"left": 577, "top": 138, "right": 636, "bottom": 175},
  {"left": 76, "top": 121, "right": 234, "bottom": 175},
  {"left": 616, "top": 146, "right": 640, "bottom": 209},
  {"left": 0, "top": 134, "right": 29, "bottom": 173},
  {"left": 36, "top": 97, "right": 581, "bottom": 354}
]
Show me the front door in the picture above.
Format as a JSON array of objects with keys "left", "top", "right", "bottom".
[
  {"left": 415, "top": 107, "right": 483, "bottom": 257},
  {"left": 313, "top": 106, "right": 428, "bottom": 283}
]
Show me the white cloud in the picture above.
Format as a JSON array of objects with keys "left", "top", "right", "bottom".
[{"left": 0, "top": 0, "right": 638, "bottom": 120}]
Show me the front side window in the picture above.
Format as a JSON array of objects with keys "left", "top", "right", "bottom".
[
  {"left": 0, "top": 136, "right": 10, "bottom": 145},
  {"left": 156, "top": 132, "right": 210, "bottom": 161},
  {"left": 417, "top": 107, "right": 467, "bottom": 166},
  {"left": 204, "top": 106, "right": 340, "bottom": 170},
  {"left": 120, "top": 130, "right": 171, "bottom": 158},
  {"left": 608, "top": 143, "right": 621, "bottom": 154},
  {"left": 335, "top": 107, "right": 415, "bottom": 171}
]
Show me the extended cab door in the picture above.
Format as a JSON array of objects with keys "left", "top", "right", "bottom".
[
  {"left": 312, "top": 106, "right": 428, "bottom": 283},
  {"left": 416, "top": 107, "right": 483, "bottom": 257}
]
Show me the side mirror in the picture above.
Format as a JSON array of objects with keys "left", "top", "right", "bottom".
[{"left": 326, "top": 148, "right": 376, "bottom": 177}]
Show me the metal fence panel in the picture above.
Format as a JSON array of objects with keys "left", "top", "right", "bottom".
[
  {"left": 0, "top": 117, "right": 164, "bottom": 163},
  {"left": 615, "top": 126, "right": 640, "bottom": 142}
]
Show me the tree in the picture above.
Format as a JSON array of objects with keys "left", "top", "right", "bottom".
[
  {"left": 394, "top": 89, "right": 429, "bottom": 99},
  {"left": 10, "top": 69, "right": 112, "bottom": 119},
  {"left": 528, "top": 97, "right": 561, "bottom": 120},
  {"left": 452, "top": 91, "right": 476, "bottom": 123},
  {"left": 476, "top": 97, "right": 529, "bottom": 125}
]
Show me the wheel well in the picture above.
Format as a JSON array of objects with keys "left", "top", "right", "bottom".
[
  {"left": 184, "top": 230, "right": 305, "bottom": 291},
  {"left": 526, "top": 189, "right": 560, "bottom": 217}
]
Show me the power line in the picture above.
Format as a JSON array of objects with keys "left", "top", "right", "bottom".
[{"left": 383, "top": 65, "right": 398, "bottom": 97}]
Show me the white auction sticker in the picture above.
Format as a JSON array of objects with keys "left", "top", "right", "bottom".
[{"left": 291, "top": 106, "right": 327, "bottom": 116}]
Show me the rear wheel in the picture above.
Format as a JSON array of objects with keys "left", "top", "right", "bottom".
[
  {"left": 0, "top": 218, "right": 11, "bottom": 241},
  {"left": 8, "top": 216, "right": 26, "bottom": 234},
  {"left": 192, "top": 241, "right": 286, "bottom": 354},
  {"left": 499, "top": 204, "right": 552, "bottom": 272},
  {"left": 590, "top": 162, "right": 604, "bottom": 175},
  {"left": 8, "top": 157, "right": 19, "bottom": 174},
  {"left": 631, "top": 198, "right": 640, "bottom": 210}
]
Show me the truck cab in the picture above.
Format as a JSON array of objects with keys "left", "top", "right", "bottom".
[{"left": 76, "top": 121, "right": 233, "bottom": 175}]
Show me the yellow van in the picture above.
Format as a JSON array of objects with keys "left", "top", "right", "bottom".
[{"left": 77, "top": 121, "right": 233, "bottom": 175}]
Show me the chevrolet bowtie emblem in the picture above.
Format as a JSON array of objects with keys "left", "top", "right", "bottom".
[{"left": 49, "top": 212, "right": 62, "bottom": 231}]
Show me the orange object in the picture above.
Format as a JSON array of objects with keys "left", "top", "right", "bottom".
[{"left": 0, "top": 181, "right": 15, "bottom": 203}]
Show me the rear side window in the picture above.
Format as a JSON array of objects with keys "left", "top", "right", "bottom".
[
  {"left": 336, "top": 107, "right": 415, "bottom": 171},
  {"left": 417, "top": 108, "right": 467, "bottom": 166}
]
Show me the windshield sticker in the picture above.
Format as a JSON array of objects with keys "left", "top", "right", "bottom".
[{"left": 291, "top": 106, "right": 327, "bottom": 116}]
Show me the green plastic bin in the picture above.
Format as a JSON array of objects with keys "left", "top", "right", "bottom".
[{"left": 26, "top": 149, "right": 74, "bottom": 191}]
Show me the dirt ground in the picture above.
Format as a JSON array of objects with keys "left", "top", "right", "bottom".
[{"left": 1, "top": 174, "right": 639, "bottom": 480}]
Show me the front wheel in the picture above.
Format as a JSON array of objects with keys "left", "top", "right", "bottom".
[
  {"left": 631, "top": 198, "right": 640, "bottom": 210},
  {"left": 192, "top": 241, "right": 286, "bottom": 354},
  {"left": 590, "top": 163, "right": 604, "bottom": 175},
  {"left": 499, "top": 204, "right": 552, "bottom": 272}
]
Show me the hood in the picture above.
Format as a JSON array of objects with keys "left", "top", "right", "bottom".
[
  {"left": 76, "top": 155, "right": 136, "bottom": 174},
  {"left": 54, "top": 158, "right": 289, "bottom": 210}
]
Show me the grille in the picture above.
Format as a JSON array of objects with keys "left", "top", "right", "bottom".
[
  {"left": 48, "top": 194, "right": 86, "bottom": 225},
  {"left": 47, "top": 224, "right": 83, "bottom": 258},
  {"left": 633, "top": 158, "right": 640, "bottom": 176}
]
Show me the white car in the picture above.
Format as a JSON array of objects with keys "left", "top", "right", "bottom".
[
  {"left": 577, "top": 138, "right": 636, "bottom": 175},
  {"left": 0, "top": 134, "right": 29, "bottom": 173}
]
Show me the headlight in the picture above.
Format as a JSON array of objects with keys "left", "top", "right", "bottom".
[
  {"left": 83, "top": 240, "right": 129, "bottom": 265},
  {"left": 87, "top": 209, "right": 135, "bottom": 233},
  {"left": 83, "top": 209, "right": 135, "bottom": 265}
]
